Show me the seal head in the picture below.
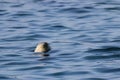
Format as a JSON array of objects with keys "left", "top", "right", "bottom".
[{"left": 34, "top": 42, "right": 51, "bottom": 56}]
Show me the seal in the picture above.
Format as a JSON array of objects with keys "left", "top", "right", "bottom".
[{"left": 34, "top": 42, "right": 51, "bottom": 56}]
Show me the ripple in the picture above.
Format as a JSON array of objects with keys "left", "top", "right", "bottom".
[
  {"left": 11, "top": 26, "right": 27, "bottom": 29},
  {"left": 77, "top": 14, "right": 97, "bottom": 19},
  {"left": 104, "top": 7, "right": 120, "bottom": 11},
  {"left": 16, "top": 66, "right": 45, "bottom": 71},
  {"left": 3, "top": 54, "right": 21, "bottom": 57},
  {"left": 0, "top": 75, "right": 12, "bottom": 80},
  {"left": 2, "top": 34, "right": 49, "bottom": 41},
  {"left": 84, "top": 54, "right": 120, "bottom": 60},
  {"left": 0, "top": 9, "right": 6, "bottom": 12},
  {"left": 11, "top": 11, "right": 35, "bottom": 17},
  {"left": 0, "top": 46, "right": 22, "bottom": 49},
  {"left": 95, "top": 67, "right": 120, "bottom": 73},
  {"left": 0, "top": 11, "right": 9, "bottom": 16},
  {"left": 83, "top": 6, "right": 95, "bottom": 9},
  {"left": 3, "top": 61, "right": 30, "bottom": 66},
  {"left": 46, "top": 71, "right": 68, "bottom": 76},
  {"left": 60, "top": 7, "right": 90, "bottom": 13},
  {"left": 41, "top": 25, "right": 70, "bottom": 31},
  {"left": 0, "top": 1, "right": 10, "bottom": 4},
  {"left": 10, "top": 3, "right": 24, "bottom": 7},
  {"left": 32, "top": 0, "right": 44, "bottom": 3},
  {"left": 50, "top": 25, "right": 69, "bottom": 30},
  {"left": 82, "top": 78, "right": 107, "bottom": 80},
  {"left": 87, "top": 46, "right": 120, "bottom": 53},
  {"left": 46, "top": 71, "right": 89, "bottom": 76},
  {"left": 0, "top": 59, "right": 13, "bottom": 62},
  {"left": 111, "top": 39, "right": 120, "bottom": 42}
]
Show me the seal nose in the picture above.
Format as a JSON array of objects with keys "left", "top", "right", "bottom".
[{"left": 34, "top": 42, "right": 51, "bottom": 53}]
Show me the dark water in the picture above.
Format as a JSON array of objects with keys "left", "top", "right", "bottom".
[{"left": 0, "top": 0, "right": 120, "bottom": 80}]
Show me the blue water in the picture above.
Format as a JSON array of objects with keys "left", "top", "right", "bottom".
[{"left": 0, "top": 0, "right": 120, "bottom": 80}]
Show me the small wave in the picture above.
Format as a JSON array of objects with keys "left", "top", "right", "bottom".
[
  {"left": 2, "top": 34, "right": 49, "bottom": 41},
  {"left": 87, "top": 46, "right": 120, "bottom": 53},
  {"left": 0, "top": 1, "right": 11, "bottom": 4},
  {"left": 0, "top": 46, "right": 22, "bottom": 49},
  {"left": 16, "top": 66, "right": 45, "bottom": 71},
  {"left": 0, "top": 9, "right": 6, "bottom": 12},
  {"left": 46, "top": 71, "right": 89, "bottom": 76},
  {"left": 95, "top": 67, "right": 120, "bottom": 73},
  {"left": 84, "top": 54, "right": 120, "bottom": 60},
  {"left": 51, "top": 25, "right": 69, "bottom": 30},
  {"left": 3, "top": 54, "right": 21, "bottom": 57},
  {"left": 111, "top": 39, "right": 120, "bottom": 42},
  {"left": 60, "top": 7, "right": 90, "bottom": 13},
  {"left": 11, "top": 26, "right": 27, "bottom": 29},
  {"left": 0, "top": 12, "right": 9, "bottom": 16},
  {"left": 10, "top": 3, "right": 24, "bottom": 7},
  {"left": 104, "top": 7, "right": 120, "bottom": 11},
  {"left": 44, "top": 25, "right": 69, "bottom": 31},
  {"left": 11, "top": 11, "right": 35, "bottom": 17},
  {"left": 82, "top": 78, "right": 107, "bottom": 80},
  {"left": 46, "top": 71, "right": 67, "bottom": 76},
  {"left": 0, "top": 75, "right": 12, "bottom": 80},
  {"left": 3, "top": 61, "right": 30, "bottom": 66}
]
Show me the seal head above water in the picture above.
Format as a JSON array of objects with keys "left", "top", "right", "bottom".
[{"left": 34, "top": 42, "right": 51, "bottom": 56}]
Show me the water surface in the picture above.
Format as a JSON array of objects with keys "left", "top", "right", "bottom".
[{"left": 0, "top": 0, "right": 120, "bottom": 80}]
